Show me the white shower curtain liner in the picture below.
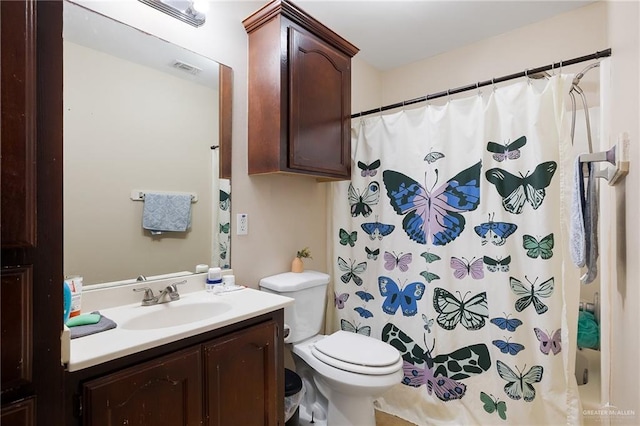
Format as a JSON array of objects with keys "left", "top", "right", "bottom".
[{"left": 328, "top": 75, "right": 582, "bottom": 425}]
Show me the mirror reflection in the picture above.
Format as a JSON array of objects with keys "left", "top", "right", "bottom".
[{"left": 63, "top": 1, "right": 230, "bottom": 286}]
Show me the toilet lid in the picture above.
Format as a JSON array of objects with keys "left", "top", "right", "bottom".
[{"left": 311, "top": 331, "right": 401, "bottom": 375}]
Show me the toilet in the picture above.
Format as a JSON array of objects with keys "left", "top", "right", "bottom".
[{"left": 260, "top": 271, "right": 403, "bottom": 426}]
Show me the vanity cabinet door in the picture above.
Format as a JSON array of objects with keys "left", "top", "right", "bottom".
[
  {"left": 203, "top": 320, "right": 281, "bottom": 426},
  {"left": 83, "top": 346, "right": 202, "bottom": 426}
]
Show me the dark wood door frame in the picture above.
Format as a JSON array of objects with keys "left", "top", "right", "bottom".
[{"left": 1, "top": 0, "right": 64, "bottom": 422}]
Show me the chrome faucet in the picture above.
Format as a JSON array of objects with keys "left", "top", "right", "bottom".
[{"left": 133, "top": 280, "right": 187, "bottom": 306}]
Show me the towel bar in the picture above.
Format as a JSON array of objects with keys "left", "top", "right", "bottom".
[
  {"left": 579, "top": 132, "right": 629, "bottom": 185},
  {"left": 130, "top": 190, "right": 198, "bottom": 202}
]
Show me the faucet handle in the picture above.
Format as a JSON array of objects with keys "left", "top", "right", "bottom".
[
  {"left": 133, "top": 287, "right": 156, "bottom": 303},
  {"left": 171, "top": 279, "right": 187, "bottom": 288},
  {"left": 166, "top": 280, "right": 187, "bottom": 300}
]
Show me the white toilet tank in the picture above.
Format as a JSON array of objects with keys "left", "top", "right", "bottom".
[{"left": 259, "top": 270, "right": 329, "bottom": 343}]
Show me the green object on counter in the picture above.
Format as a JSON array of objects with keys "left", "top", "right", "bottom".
[
  {"left": 577, "top": 310, "right": 599, "bottom": 349},
  {"left": 66, "top": 313, "right": 101, "bottom": 327}
]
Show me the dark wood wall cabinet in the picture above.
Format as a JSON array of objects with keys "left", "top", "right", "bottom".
[
  {"left": 243, "top": 0, "right": 359, "bottom": 180},
  {"left": 65, "top": 312, "right": 284, "bottom": 426}
]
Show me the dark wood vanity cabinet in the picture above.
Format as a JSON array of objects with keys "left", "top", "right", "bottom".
[
  {"left": 243, "top": 0, "right": 359, "bottom": 180},
  {"left": 66, "top": 313, "right": 284, "bottom": 426}
]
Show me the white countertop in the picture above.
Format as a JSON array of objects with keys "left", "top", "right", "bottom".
[{"left": 66, "top": 286, "right": 293, "bottom": 372}]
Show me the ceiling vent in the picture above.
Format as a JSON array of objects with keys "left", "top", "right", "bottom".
[{"left": 172, "top": 60, "right": 202, "bottom": 75}]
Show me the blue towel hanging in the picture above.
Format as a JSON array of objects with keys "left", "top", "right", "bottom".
[{"left": 142, "top": 192, "right": 192, "bottom": 235}]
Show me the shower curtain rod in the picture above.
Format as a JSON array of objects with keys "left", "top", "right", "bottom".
[{"left": 351, "top": 48, "right": 612, "bottom": 118}]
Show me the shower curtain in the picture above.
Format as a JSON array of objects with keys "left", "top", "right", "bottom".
[{"left": 329, "top": 76, "right": 581, "bottom": 425}]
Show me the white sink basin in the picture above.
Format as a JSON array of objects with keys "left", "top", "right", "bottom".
[{"left": 120, "top": 301, "right": 232, "bottom": 330}]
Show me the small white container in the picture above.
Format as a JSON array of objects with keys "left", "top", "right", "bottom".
[
  {"left": 206, "top": 267, "right": 222, "bottom": 292},
  {"left": 222, "top": 274, "right": 235, "bottom": 288}
]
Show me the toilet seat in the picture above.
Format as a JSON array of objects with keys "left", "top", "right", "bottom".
[{"left": 311, "top": 331, "right": 402, "bottom": 375}]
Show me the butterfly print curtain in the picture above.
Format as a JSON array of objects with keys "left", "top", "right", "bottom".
[{"left": 329, "top": 76, "right": 582, "bottom": 425}]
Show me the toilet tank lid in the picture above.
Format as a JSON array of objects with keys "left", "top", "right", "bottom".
[{"left": 259, "top": 270, "right": 330, "bottom": 292}]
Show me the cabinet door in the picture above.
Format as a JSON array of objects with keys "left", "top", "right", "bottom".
[
  {"left": 83, "top": 347, "right": 202, "bottom": 426},
  {"left": 204, "top": 321, "right": 280, "bottom": 426},
  {"left": 289, "top": 27, "right": 351, "bottom": 178},
  {"left": 1, "top": 397, "right": 35, "bottom": 426}
]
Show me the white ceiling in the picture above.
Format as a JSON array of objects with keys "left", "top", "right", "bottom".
[
  {"left": 64, "top": 0, "right": 597, "bottom": 82},
  {"left": 294, "top": 0, "right": 596, "bottom": 71}
]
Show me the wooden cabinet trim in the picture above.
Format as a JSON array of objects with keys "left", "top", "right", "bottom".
[
  {"left": 218, "top": 64, "right": 233, "bottom": 180},
  {"left": 243, "top": 0, "right": 359, "bottom": 57}
]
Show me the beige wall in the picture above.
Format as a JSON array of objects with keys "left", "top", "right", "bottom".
[
  {"left": 378, "top": 1, "right": 607, "bottom": 107},
  {"left": 351, "top": 56, "right": 383, "bottom": 114},
  {"left": 605, "top": 0, "right": 640, "bottom": 417}
]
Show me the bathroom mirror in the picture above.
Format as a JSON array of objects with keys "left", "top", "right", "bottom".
[{"left": 63, "top": 1, "right": 231, "bottom": 286}]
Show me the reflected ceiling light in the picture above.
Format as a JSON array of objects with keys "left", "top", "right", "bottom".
[
  {"left": 192, "top": 0, "right": 209, "bottom": 14},
  {"left": 138, "top": 0, "right": 206, "bottom": 28}
]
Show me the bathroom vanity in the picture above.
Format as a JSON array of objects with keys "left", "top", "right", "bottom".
[{"left": 62, "top": 283, "right": 292, "bottom": 426}]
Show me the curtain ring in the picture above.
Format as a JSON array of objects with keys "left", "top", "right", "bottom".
[
  {"left": 476, "top": 82, "right": 481, "bottom": 96},
  {"left": 551, "top": 62, "right": 555, "bottom": 76},
  {"left": 447, "top": 89, "right": 451, "bottom": 102},
  {"left": 559, "top": 60, "right": 563, "bottom": 75},
  {"left": 525, "top": 68, "right": 531, "bottom": 85},
  {"left": 492, "top": 78, "right": 496, "bottom": 92}
]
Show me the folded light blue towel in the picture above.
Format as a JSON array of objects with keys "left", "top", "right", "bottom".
[{"left": 142, "top": 193, "right": 192, "bottom": 235}]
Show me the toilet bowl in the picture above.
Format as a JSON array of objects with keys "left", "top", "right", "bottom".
[
  {"left": 259, "top": 271, "right": 403, "bottom": 426},
  {"left": 291, "top": 332, "right": 403, "bottom": 426}
]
